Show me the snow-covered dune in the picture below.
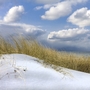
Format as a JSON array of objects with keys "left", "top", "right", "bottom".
[{"left": 0, "top": 54, "right": 90, "bottom": 90}]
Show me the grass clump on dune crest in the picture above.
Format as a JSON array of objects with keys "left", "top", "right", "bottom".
[{"left": 0, "top": 36, "right": 90, "bottom": 73}]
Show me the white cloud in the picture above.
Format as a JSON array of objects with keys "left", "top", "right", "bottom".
[
  {"left": 41, "top": 0, "right": 88, "bottom": 20},
  {"left": 43, "top": 4, "right": 53, "bottom": 9},
  {"left": 35, "top": 6, "right": 43, "bottom": 10},
  {"left": 3, "top": 5, "right": 24, "bottom": 23},
  {"left": 35, "top": 4, "right": 57, "bottom": 10},
  {"left": 48, "top": 28, "right": 90, "bottom": 41},
  {"left": 68, "top": 7, "right": 90, "bottom": 27},
  {"left": 41, "top": 1, "right": 72, "bottom": 20},
  {"left": 0, "top": 22, "right": 45, "bottom": 38}
]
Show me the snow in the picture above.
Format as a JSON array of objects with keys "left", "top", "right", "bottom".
[{"left": 0, "top": 54, "right": 90, "bottom": 90}]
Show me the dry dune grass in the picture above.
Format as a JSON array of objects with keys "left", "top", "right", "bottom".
[{"left": 0, "top": 36, "right": 90, "bottom": 73}]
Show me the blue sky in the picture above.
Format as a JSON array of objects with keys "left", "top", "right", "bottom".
[{"left": 0, "top": 0, "right": 90, "bottom": 53}]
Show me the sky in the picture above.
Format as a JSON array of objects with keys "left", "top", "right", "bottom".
[{"left": 0, "top": 0, "right": 90, "bottom": 53}]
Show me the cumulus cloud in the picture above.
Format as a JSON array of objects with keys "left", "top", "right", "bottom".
[
  {"left": 41, "top": 2, "right": 72, "bottom": 20},
  {"left": 3, "top": 5, "right": 24, "bottom": 23},
  {"left": 48, "top": 28, "right": 90, "bottom": 41},
  {"left": 68, "top": 7, "right": 90, "bottom": 27},
  {"left": 41, "top": 0, "right": 88, "bottom": 20},
  {"left": 0, "top": 22, "right": 45, "bottom": 38}
]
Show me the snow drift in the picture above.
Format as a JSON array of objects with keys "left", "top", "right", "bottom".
[{"left": 0, "top": 54, "right": 90, "bottom": 90}]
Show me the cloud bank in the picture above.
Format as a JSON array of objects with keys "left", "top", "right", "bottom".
[
  {"left": 0, "top": 22, "right": 45, "bottom": 38},
  {"left": 45, "top": 27, "right": 90, "bottom": 52},
  {"left": 48, "top": 28, "right": 90, "bottom": 41}
]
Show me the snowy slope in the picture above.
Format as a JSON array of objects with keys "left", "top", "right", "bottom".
[{"left": 0, "top": 54, "right": 90, "bottom": 90}]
